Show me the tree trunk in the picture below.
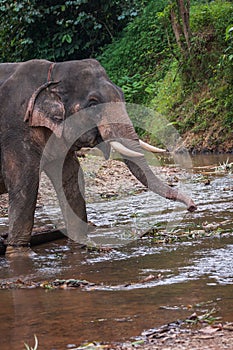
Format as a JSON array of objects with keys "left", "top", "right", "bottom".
[
  {"left": 178, "top": 0, "right": 191, "bottom": 50},
  {"left": 170, "top": 0, "right": 191, "bottom": 57}
]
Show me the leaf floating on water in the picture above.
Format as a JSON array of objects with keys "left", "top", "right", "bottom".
[
  {"left": 140, "top": 274, "right": 155, "bottom": 283},
  {"left": 140, "top": 274, "right": 157, "bottom": 283}
]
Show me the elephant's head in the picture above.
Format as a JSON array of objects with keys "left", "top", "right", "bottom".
[{"left": 24, "top": 59, "right": 197, "bottom": 212}]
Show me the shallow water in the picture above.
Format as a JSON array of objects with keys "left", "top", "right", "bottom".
[{"left": 0, "top": 154, "right": 232, "bottom": 350}]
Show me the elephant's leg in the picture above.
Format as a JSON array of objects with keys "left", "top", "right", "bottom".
[
  {"left": 44, "top": 151, "right": 89, "bottom": 245},
  {"left": 0, "top": 174, "right": 7, "bottom": 195},
  {"left": 1, "top": 146, "right": 40, "bottom": 250},
  {"left": 0, "top": 151, "right": 7, "bottom": 195}
]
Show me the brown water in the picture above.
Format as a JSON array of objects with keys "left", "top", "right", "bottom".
[{"left": 0, "top": 154, "right": 232, "bottom": 350}]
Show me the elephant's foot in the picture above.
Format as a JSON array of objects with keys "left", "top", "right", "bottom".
[{"left": 5, "top": 245, "right": 37, "bottom": 258}]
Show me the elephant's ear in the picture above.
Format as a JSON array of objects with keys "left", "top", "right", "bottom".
[{"left": 24, "top": 81, "right": 65, "bottom": 138}]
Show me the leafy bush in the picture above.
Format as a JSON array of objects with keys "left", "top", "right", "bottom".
[
  {"left": 99, "top": 0, "right": 171, "bottom": 104},
  {"left": 148, "top": 1, "right": 233, "bottom": 150},
  {"left": 0, "top": 0, "right": 147, "bottom": 62},
  {"left": 188, "top": 1, "right": 233, "bottom": 83}
]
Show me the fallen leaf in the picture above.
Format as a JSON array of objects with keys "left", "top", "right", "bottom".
[
  {"left": 223, "top": 323, "right": 233, "bottom": 331},
  {"left": 199, "top": 325, "right": 221, "bottom": 334}
]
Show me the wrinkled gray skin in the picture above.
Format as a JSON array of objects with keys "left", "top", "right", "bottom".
[{"left": 0, "top": 59, "right": 196, "bottom": 254}]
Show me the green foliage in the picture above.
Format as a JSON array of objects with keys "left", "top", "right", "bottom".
[
  {"left": 156, "top": 0, "right": 233, "bottom": 86},
  {"left": 99, "top": 0, "right": 171, "bottom": 104},
  {"left": 150, "top": 1, "right": 233, "bottom": 150},
  {"left": 217, "top": 24, "right": 233, "bottom": 122},
  {"left": 151, "top": 61, "right": 183, "bottom": 114},
  {"left": 187, "top": 1, "right": 233, "bottom": 84},
  {"left": 0, "top": 0, "right": 147, "bottom": 62},
  {"left": 0, "top": 0, "right": 39, "bottom": 61}
]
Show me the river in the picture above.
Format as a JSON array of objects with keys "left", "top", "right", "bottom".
[{"left": 0, "top": 154, "right": 232, "bottom": 349}]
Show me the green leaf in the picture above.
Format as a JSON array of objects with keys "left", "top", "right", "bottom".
[{"left": 62, "top": 34, "right": 72, "bottom": 44}]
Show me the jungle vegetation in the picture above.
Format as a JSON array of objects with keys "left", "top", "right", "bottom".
[{"left": 0, "top": 0, "right": 232, "bottom": 152}]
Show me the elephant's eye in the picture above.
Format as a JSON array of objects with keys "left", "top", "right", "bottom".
[{"left": 88, "top": 98, "right": 98, "bottom": 107}]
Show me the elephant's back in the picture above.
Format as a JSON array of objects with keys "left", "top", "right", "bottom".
[{"left": 0, "top": 63, "right": 20, "bottom": 87}]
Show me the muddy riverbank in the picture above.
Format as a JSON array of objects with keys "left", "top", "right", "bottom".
[{"left": 114, "top": 325, "right": 233, "bottom": 350}]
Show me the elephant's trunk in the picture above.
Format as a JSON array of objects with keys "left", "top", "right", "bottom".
[
  {"left": 122, "top": 140, "right": 197, "bottom": 212},
  {"left": 102, "top": 134, "right": 196, "bottom": 212},
  {"left": 124, "top": 157, "right": 196, "bottom": 212}
]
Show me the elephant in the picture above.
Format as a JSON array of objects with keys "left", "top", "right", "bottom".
[{"left": 0, "top": 59, "right": 197, "bottom": 255}]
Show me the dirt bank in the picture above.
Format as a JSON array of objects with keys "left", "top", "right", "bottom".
[
  {"left": 115, "top": 326, "right": 233, "bottom": 350},
  {"left": 181, "top": 129, "right": 233, "bottom": 154}
]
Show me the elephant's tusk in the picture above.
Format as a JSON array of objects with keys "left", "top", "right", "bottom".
[
  {"left": 110, "top": 141, "right": 143, "bottom": 157},
  {"left": 139, "top": 140, "right": 167, "bottom": 153}
]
